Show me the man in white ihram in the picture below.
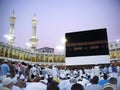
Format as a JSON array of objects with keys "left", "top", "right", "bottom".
[{"left": 94, "top": 65, "right": 100, "bottom": 77}]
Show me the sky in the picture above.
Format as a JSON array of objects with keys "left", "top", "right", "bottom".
[{"left": 0, "top": 0, "right": 120, "bottom": 52}]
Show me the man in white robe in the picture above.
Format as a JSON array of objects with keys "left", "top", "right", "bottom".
[{"left": 94, "top": 65, "right": 100, "bottom": 77}]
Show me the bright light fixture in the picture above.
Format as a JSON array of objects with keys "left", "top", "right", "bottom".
[
  {"left": 26, "top": 42, "right": 31, "bottom": 47},
  {"left": 61, "top": 37, "right": 67, "bottom": 43},
  {"left": 4, "top": 35, "right": 12, "bottom": 40},
  {"left": 116, "top": 39, "right": 119, "bottom": 42},
  {"left": 56, "top": 45, "right": 64, "bottom": 51},
  {"left": 4, "top": 35, "right": 9, "bottom": 38}
]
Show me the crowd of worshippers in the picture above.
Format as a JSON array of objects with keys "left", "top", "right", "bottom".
[{"left": 0, "top": 59, "right": 120, "bottom": 90}]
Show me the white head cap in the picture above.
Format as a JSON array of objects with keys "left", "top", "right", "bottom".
[
  {"left": 25, "top": 83, "right": 46, "bottom": 90},
  {"left": 2, "top": 77, "right": 13, "bottom": 86},
  {"left": 20, "top": 74, "right": 25, "bottom": 80},
  {"left": 60, "top": 74, "right": 65, "bottom": 79},
  {"left": 69, "top": 77, "right": 77, "bottom": 83},
  {"left": 4, "top": 59, "right": 8, "bottom": 62}
]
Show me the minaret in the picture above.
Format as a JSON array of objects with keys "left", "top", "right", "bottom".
[
  {"left": 29, "top": 14, "right": 38, "bottom": 51},
  {"left": 9, "top": 10, "right": 16, "bottom": 45}
]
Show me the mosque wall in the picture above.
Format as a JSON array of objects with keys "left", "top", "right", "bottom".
[{"left": 0, "top": 42, "right": 65, "bottom": 65}]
